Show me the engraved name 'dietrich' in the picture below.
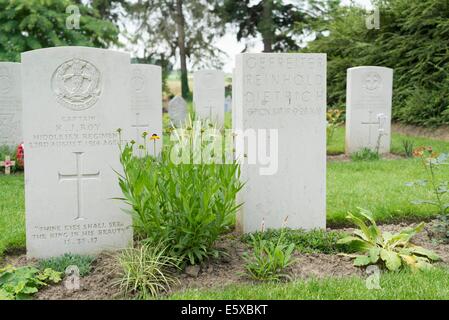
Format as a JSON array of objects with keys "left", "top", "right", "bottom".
[{"left": 51, "top": 58, "right": 102, "bottom": 111}]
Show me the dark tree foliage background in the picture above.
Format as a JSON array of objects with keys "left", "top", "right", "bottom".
[
  {"left": 218, "top": 0, "right": 330, "bottom": 52},
  {"left": 305, "top": 0, "right": 449, "bottom": 127},
  {"left": 0, "top": 0, "right": 119, "bottom": 62}
]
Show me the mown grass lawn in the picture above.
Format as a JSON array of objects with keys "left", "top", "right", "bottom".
[
  {"left": 0, "top": 174, "right": 25, "bottom": 256},
  {"left": 328, "top": 126, "right": 449, "bottom": 155},
  {"left": 1, "top": 128, "right": 449, "bottom": 255},
  {"left": 169, "top": 268, "right": 449, "bottom": 300}
]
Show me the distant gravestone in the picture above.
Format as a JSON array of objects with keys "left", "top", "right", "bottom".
[
  {"left": 22, "top": 47, "right": 133, "bottom": 258},
  {"left": 234, "top": 53, "right": 327, "bottom": 233},
  {"left": 224, "top": 95, "right": 232, "bottom": 113},
  {"left": 168, "top": 96, "right": 187, "bottom": 127},
  {"left": 0, "top": 62, "right": 22, "bottom": 147},
  {"left": 345, "top": 66, "right": 393, "bottom": 154},
  {"left": 130, "top": 64, "right": 162, "bottom": 155},
  {"left": 193, "top": 70, "right": 225, "bottom": 125}
]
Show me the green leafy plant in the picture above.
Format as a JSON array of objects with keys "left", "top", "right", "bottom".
[
  {"left": 117, "top": 119, "right": 243, "bottom": 265},
  {"left": 114, "top": 242, "right": 180, "bottom": 300},
  {"left": 406, "top": 147, "right": 449, "bottom": 241},
  {"left": 406, "top": 147, "right": 449, "bottom": 215},
  {"left": 402, "top": 139, "right": 415, "bottom": 158},
  {"left": 338, "top": 208, "right": 440, "bottom": 271},
  {"left": 242, "top": 228, "right": 348, "bottom": 254},
  {"left": 38, "top": 253, "right": 95, "bottom": 277},
  {"left": 243, "top": 225, "right": 295, "bottom": 282},
  {"left": 0, "top": 265, "right": 62, "bottom": 300},
  {"left": 350, "top": 148, "right": 380, "bottom": 161}
]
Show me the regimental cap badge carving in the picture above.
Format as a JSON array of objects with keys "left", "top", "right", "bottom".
[
  {"left": 51, "top": 58, "right": 102, "bottom": 111},
  {"left": 131, "top": 68, "right": 145, "bottom": 93},
  {"left": 0, "top": 66, "right": 13, "bottom": 95},
  {"left": 364, "top": 71, "right": 382, "bottom": 92}
]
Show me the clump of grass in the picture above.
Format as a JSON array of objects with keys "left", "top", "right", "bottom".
[
  {"left": 242, "top": 228, "right": 295, "bottom": 282},
  {"left": 114, "top": 242, "right": 180, "bottom": 300},
  {"left": 38, "top": 253, "right": 95, "bottom": 277},
  {"left": 242, "top": 228, "right": 349, "bottom": 254},
  {"left": 402, "top": 139, "right": 415, "bottom": 158},
  {"left": 351, "top": 148, "right": 380, "bottom": 161}
]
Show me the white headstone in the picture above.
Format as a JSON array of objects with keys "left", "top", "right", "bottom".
[
  {"left": 22, "top": 47, "right": 133, "bottom": 258},
  {"left": 345, "top": 66, "right": 393, "bottom": 154},
  {"left": 168, "top": 96, "right": 187, "bottom": 127},
  {"left": 0, "top": 62, "right": 22, "bottom": 147},
  {"left": 130, "top": 64, "right": 162, "bottom": 155},
  {"left": 224, "top": 95, "right": 232, "bottom": 113},
  {"left": 193, "top": 70, "right": 225, "bottom": 125},
  {"left": 234, "top": 53, "right": 327, "bottom": 233}
]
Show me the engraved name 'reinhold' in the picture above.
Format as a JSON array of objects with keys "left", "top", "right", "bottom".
[{"left": 244, "top": 73, "right": 323, "bottom": 87}]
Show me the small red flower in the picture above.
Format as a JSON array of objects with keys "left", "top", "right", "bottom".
[{"left": 16, "top": 143, "right": 24, "bottom": 167}]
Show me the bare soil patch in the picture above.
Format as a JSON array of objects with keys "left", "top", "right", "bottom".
[{"left": 327, "top": 153, "right": 404, "bottom": 162}]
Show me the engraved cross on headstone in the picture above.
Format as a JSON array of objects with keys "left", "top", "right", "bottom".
[
  {"left": 204, "top": 101, "right": 214, "bottom": 120},
  {"left": 58, "top": 152, "right": 100, "bottom": 221},
  {"left": 131, "top": 112, "right": 149, "bottom": 143},
  {"left": 361, "top": 110, "right": 380, "bottom": 145},
  {"left": 0, "top": 155, "right": 15, "bottom": 175}
]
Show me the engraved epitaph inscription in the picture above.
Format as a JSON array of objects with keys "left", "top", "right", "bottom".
[{"left": 52, "top": 59, "right": 102, "bottom": 111}]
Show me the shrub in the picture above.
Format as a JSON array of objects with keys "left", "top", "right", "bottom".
[
  {"left": 338, "top": 208, "right": 440, "bottom": 271},
  {"left": 305, "top": 0, "right": 449, "bottom": 127},
  {"left": 350, "top": 148, "right": 380, "bottom": 162},
  {"left": 118, "top": 119, "right": 243, "bottom": 265},
  {"left": 242, "top": 228, "right": 348, "bottom": 254},
  {"left": 0, "top": 265, "right": 61, "bottom": 300},
  {"left": 114, "top": 242, "right": 180, "bottom": 299},
  {"left": 38, "top": 253, "right": 95, "bottom": 277}
]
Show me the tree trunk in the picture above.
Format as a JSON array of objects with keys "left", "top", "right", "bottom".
[
  {"left": 175, "top": 0, "right": 190, "bottom": 99},
  {"left": 261, "top": 0, "right": 274, "bottom": 52}
]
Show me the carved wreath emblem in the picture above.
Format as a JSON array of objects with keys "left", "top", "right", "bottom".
[
  {"left": 364, "top": 72, "right": 382, "bottom": 91},
  {"left": 51, "top": 58, "right": 102, "bottom": 111}
]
